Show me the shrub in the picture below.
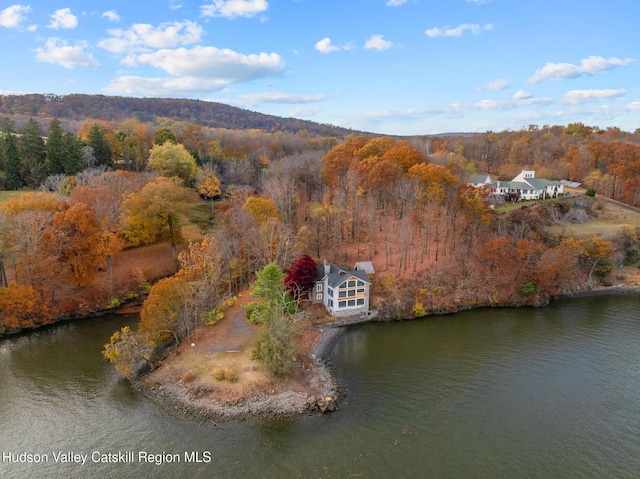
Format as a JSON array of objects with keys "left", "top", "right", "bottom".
[
  {"left": 182, "top": 370, "right": 196, "bottom": 383},
  {"left": 214, "top": 367, "right": 238, "bottom": 382},
  {"left": 246, "top": 301, "right": 273, "bottom": 324},
  {"left": 413, "top": 301, "right": 427, "bottom": 317},
  {"left": 585, "top": 188, "right": 596, "bottom": 197},
  {"left": 519, "top": 281, "right": 538, "bottom": 296}
]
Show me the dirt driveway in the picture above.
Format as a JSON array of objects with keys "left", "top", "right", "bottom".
[{"left": 200, "top": 291, "right": 257, "bottom": 353}]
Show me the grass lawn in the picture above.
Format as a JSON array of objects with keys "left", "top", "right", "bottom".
[
  {"left": 547, "top": 197, "right": 640, "bottom": 239},
  {"left": 0, "top": 189, "right": 33, "bottom": 203}
]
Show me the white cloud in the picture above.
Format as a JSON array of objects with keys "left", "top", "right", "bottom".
[
  {"left": 237, "top": 91, "right": 326, "bottom": 107},
  {"left": 0, "top": 4, "right": 31, "bottom": 28},
  {"left": 386, "top": 0, "right": 407, "bottom": 6},
  {"left": 426, "top": 23, "right": 493, "bottom": 38},
  {"left": 627, "top": 102, "right": 640, "bottom": 111},
  {"left": 201, "top": 0, "right": 268, "bottom": 18},
  {"left": 356, "top": 94, "right": 555, "bottom": 124},
  {"left": 315, "top": 37, "right": 341, "bottom": 54},
  {"left": 102, "top": 10, "right": 120, "bottom": 22},
  {"left": 132, "top": 45, "right": 284, "bottom": 81},
  {"left": 467, "top": 0, "right": 491, "bottom": 4},
  {"left": 528, "top": 55, "right": 635, "bottom": 84},
  {"left": 106, "top": 45, "right": 284, "bottom": 96},
  {"left": 562, "top": 89, "right": 626, "bottom": 105},
  {"left": 315, "top": 37, "right": 352, "bottom": 53},
  {"left": 34, "top": 38, "right": 99, "bottom": 69},
  {"left": 364, "top": 34, "right": 394, "bottom": 51},
  {"left": 170, "top": 0, "right": 183, "bottom": 9},
  {"left": 48, "top": 8, "right": 78, "bottom": 30},
  {"left": 513, "top": 89, "right": 532, "bottom": 100},
  {"left": 477, "top": 78, "right": 510, "bottom": 91},
  {"left": 99, "top": 21, "right": 203, "bottom": 54},
  {"left": 104, "top": 76, "right": 230, "bottom": 95}
]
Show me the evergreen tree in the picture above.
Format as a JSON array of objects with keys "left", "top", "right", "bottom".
[
  {"left": 45, "top": 118, "right": 65, "bottom": 175},
  {"left": 87, "top": 124, "right": 113, "bottom": 168},
  {"left": 19, "top": 118, "right": 47, "bottom": 187},
  {"left": 246, "top": 262, "right": 295, "bottom": 323},
  {"left": 251, "top": 317, "right": 296, "bottom": 377},
  {"left": 61, "top": 132, "right": 84, "bottom": 175},
  {"left": 1, "top": 119, "right": 24, "bottom": 190}
]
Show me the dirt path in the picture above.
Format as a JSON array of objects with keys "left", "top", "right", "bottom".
[{"left": 201, "top": 290, "right": 257, "bottom": 353}]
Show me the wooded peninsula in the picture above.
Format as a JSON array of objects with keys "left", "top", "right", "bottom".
[{"left": 1, "top": 93, "right": 640, "bottom": 418}]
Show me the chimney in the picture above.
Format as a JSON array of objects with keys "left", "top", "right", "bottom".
[{"left": 323, "top": 259, "right": 330, "bottom": 276}]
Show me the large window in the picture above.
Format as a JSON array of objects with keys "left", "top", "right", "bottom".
[
  {"left": 336, "top": 278, "right": 367, "bottom": 306},
  {"left": 316, "top": 283, "right": 322, "bottom": 292}
]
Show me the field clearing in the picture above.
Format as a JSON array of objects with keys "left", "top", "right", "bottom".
[
  {"left": 547, "top": 197, "right": 640, "bottom": 239},
  {"left": 0, "top": 189, "right": 33, "bottom": 202}
]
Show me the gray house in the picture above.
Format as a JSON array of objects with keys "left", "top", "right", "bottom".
[{"left": 313, "top": 260, "right": 371, "bottom": 317}]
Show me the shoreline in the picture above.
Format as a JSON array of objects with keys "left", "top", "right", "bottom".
[
  {"left": 142, "top": 284, "right": 640, "bottom": 423},
  {"left": 555, "top": 284, "right": 640, "bottom": 299},
  {"left": 5, "top": 284, "right": 639, "bottom": 422},
  {"left": 138, "top": 360, "right": 339, "bottom": 423}
]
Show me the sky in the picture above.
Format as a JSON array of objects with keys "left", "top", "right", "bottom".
[{"left": 0, "top": 0, "right": 638, "bottom": 136}]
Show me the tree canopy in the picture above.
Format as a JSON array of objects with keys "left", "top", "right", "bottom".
[{"left": 148, "top": 142, "right": 200, "bottom": 187}]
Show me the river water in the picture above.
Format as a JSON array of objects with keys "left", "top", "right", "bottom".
[{"left": 1, "top": 295, "right": 640, "bottom": 478}]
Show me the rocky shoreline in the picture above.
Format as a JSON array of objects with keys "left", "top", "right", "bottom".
[
  {"left": 556, "top": 284, "right": 640, "bottom": 299},
  {"left": 138, "top": 361, "right": 339, "bottom": 423},
  {"left": 137, "top": 283, "right": 640, "bottom": 423}
]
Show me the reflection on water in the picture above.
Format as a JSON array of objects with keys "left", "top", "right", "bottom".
[{"left": 1, "top": 296, "right": 640, "bottom": 478}]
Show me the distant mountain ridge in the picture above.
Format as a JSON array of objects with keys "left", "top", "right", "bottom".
[{"left": 0, "top": 93, "right": 360, "bottom": 137}]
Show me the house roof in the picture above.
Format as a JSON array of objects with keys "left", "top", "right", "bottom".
[
  {"left": 523, "top": 178, "right": 554, "bottom": 189},
  {"left": 561, "top": 180, "right": 582, "bottom": 188},
  {"left": 468, "top": 174, "right": 491, "bottom": 184},
  {"left": 355, "top": 261, "right": 375, "bottom": 275},
  {"left": 316, "top": 262, "right": 371, "bottom": 287},
  {"left": 509, "top": 181, "right": 534, "bottom": 191}
]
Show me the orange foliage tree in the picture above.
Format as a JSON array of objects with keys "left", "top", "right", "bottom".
[
  {"left": 0, "top": 281, "right": 53, "bottom": 332},
  {"left": 52, "top": 203, "right": 106, "bottom": 285}
]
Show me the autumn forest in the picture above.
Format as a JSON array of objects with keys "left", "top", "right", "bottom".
[{"left": 1, "top": 95, "right": 640, "bottom": 375}]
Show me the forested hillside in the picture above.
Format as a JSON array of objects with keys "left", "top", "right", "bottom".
[
  {"left": 1, "top": 91, "right": 639, "bottom": 360},
  {"left": 0, "top": 93, "right": 358, "bottom": 137}
]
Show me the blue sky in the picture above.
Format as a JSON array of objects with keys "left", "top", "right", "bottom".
[{"left": 0, "top": 0, "right": 638, "bottom": 135}]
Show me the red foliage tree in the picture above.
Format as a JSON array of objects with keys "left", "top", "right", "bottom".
[{"left": 284, "top": 255, "right": 318, "bottom": 299}]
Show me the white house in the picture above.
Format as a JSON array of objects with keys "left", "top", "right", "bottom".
[
  {"left": 313, "top": 260, "right": 371, "bottom": 317},
  {"left": 468, "top": 170, "right": 564, "bottom": 201}
]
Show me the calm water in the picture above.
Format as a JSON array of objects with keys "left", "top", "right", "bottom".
[{"left": 1, "top": 295, "right": 640, "bottom": 478}]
